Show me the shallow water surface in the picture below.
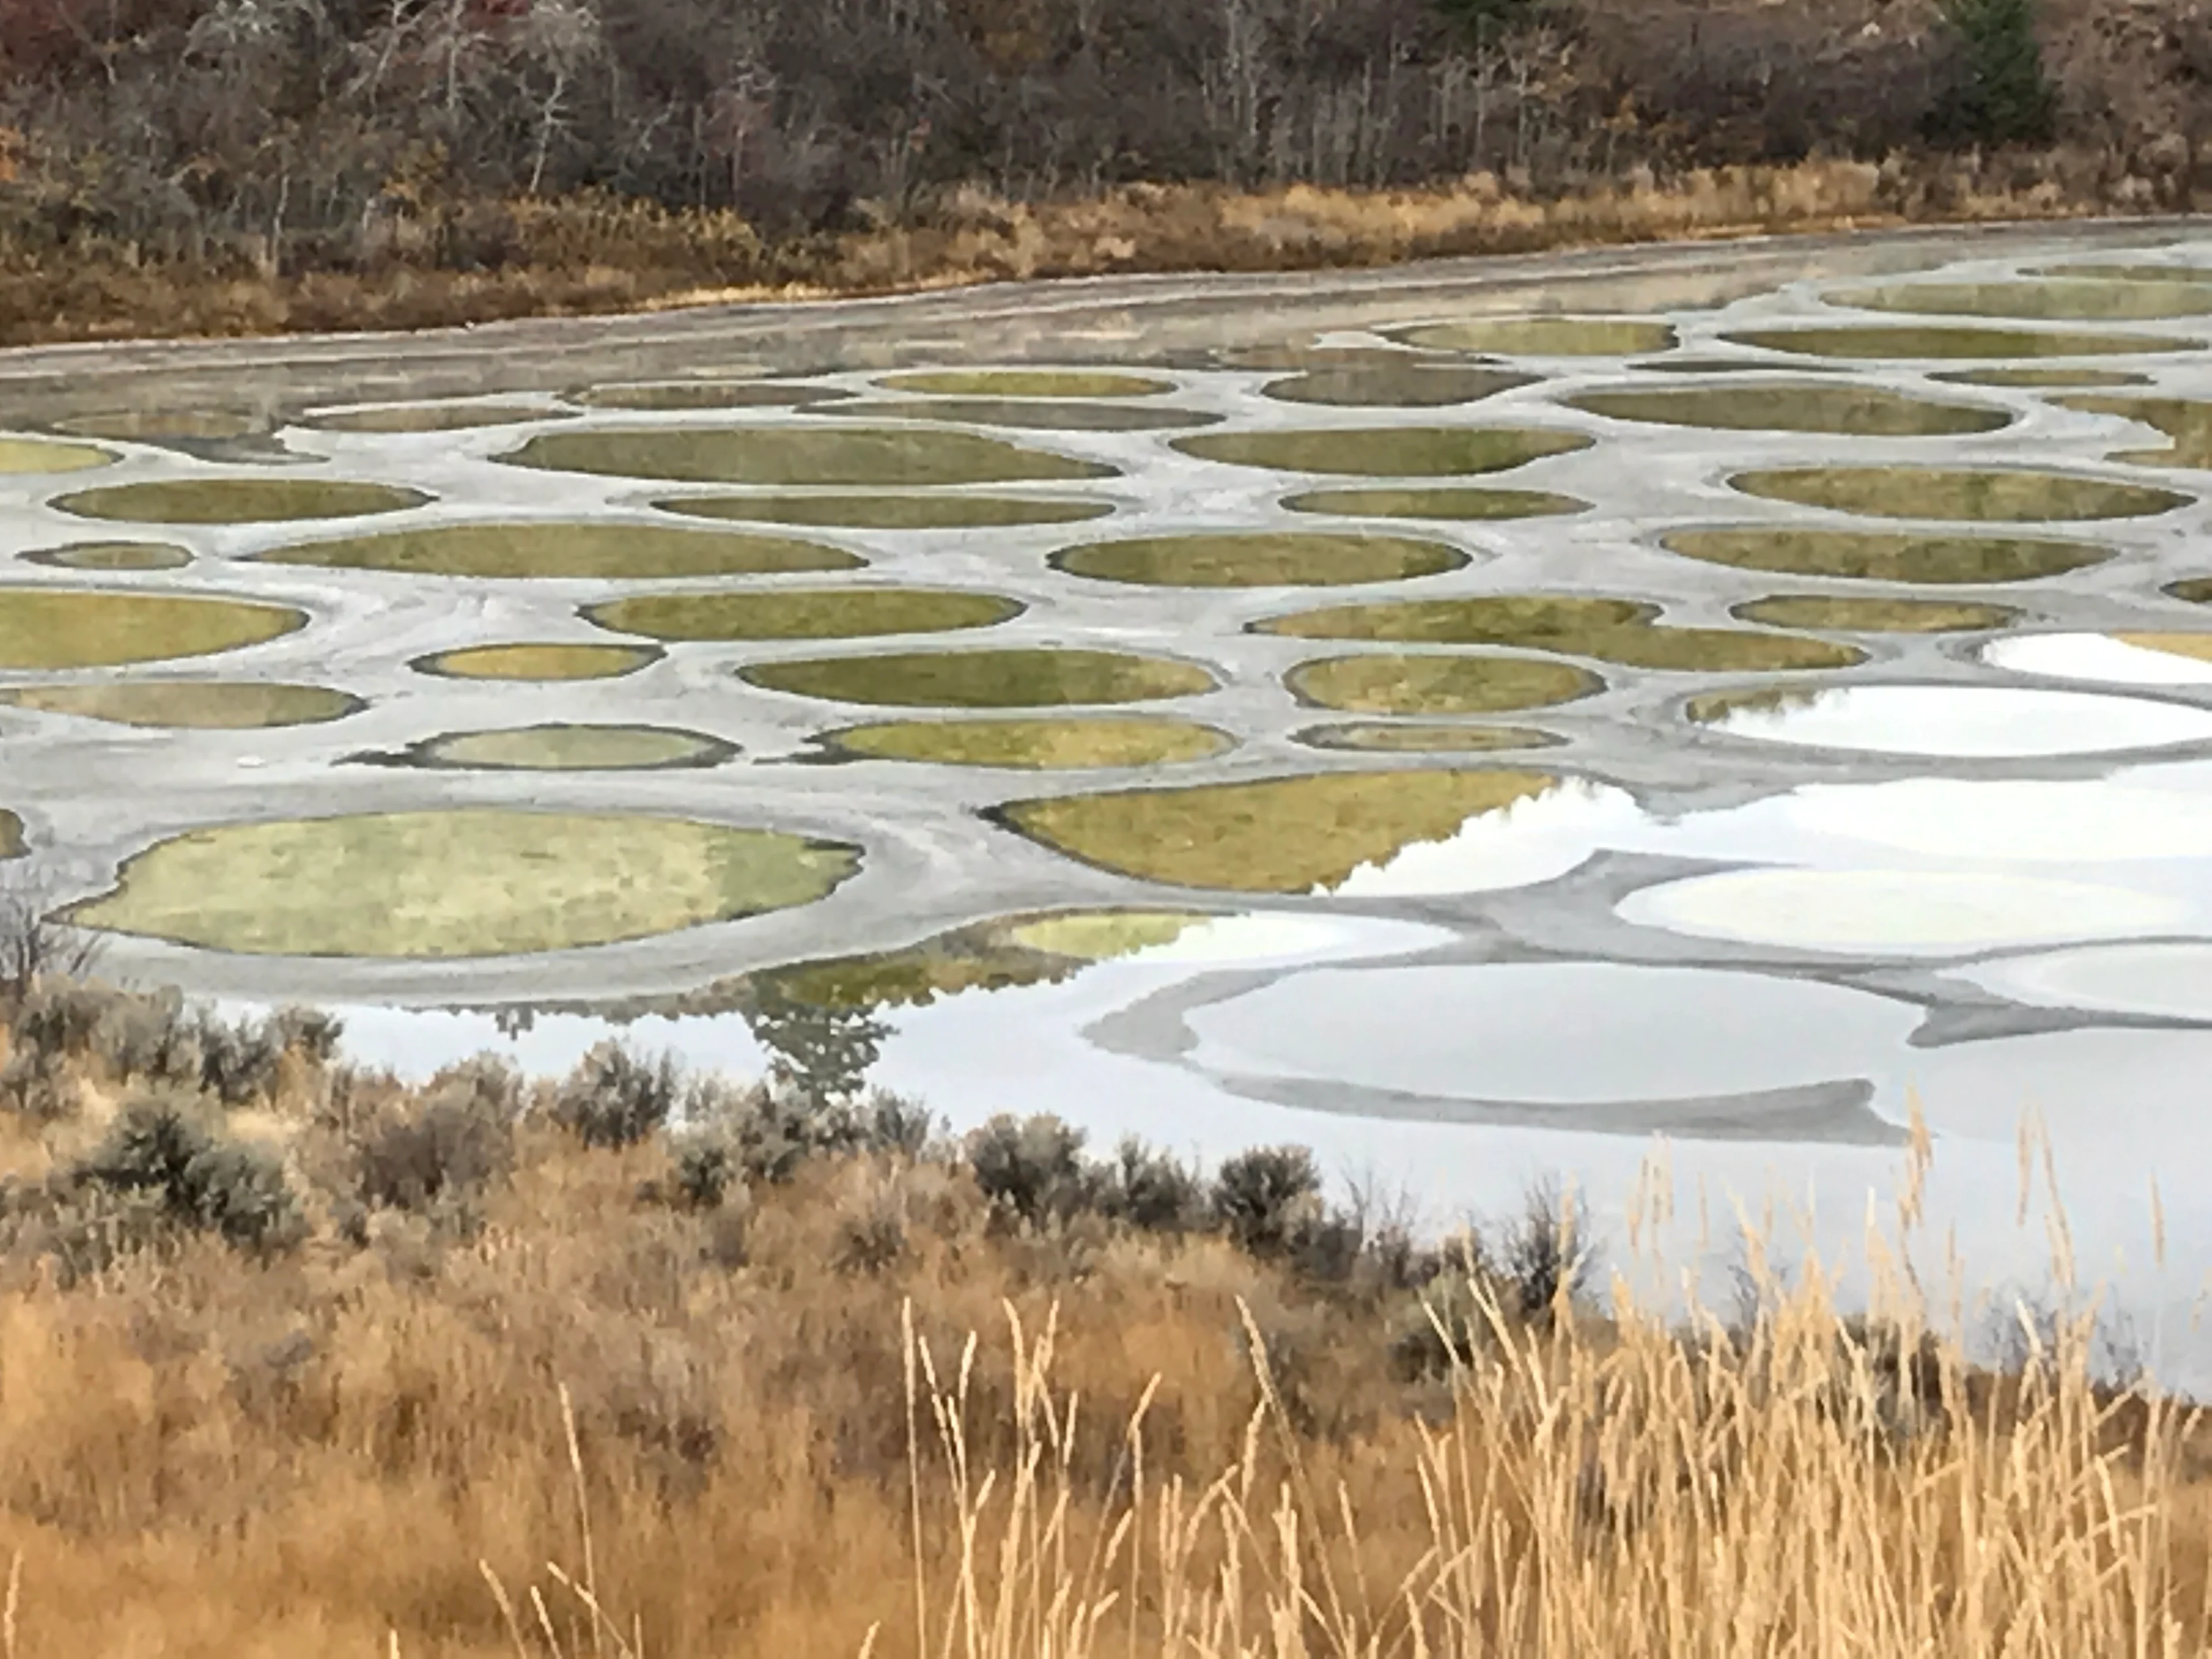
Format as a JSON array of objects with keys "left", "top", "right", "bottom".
[
  {"left": 1260, "top": 365, "right": 1534, "bottom": 407},
  {"left": 396, "top": 726, "right": 736, "bottom": 771},
  {"left": 1729, "top": 594, "right": 2020, "bottom": 633},
  {"left": 1292, "top": 721, "right": 1562, "bottom": 752},
  {"left": 1693, "top": 682, "right": 2212, "bottom": 756},
  {"left": 1287, "top": 652, "right": 1600, "bottom": 714},
  {"left": 1730, "top": 467, "right": 2191, "bottom": 521},
  {"left": 1828, "top": 279, "right": 2212, "bottom": 321},
  {"left": 804, "top": 398, "right": 1216, "bottom": 432},
  {"left": 1283, "top": 485, "right": 1588, "bottom": 520},
  {"left": 1721, "top": 324, "right": 2192, "bottom": 359},
  {"left": 0, "top": 437, "right": 113, "bottom": 474},
  {"left": 657, "top": 493, "right": 1112, "bottom": 529},
  {"left": 1393, "top": 317, "right": 1678, "bottom": 355}
]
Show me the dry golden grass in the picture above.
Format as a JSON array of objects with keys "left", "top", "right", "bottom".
[
  {"left": 0, "top": 153, "right": 2133, "bottom": 347},
  {"left": 0, "top": 1009, "right": 2205, "bottom": 1658}
]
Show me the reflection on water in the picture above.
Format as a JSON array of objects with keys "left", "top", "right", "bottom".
[
  {"left": 260, "top": 521, "right": 859, "bottom": 578},
  {"left": 502, "top": 425, "right": 1115, "bottom": 486},
  {"left": 742, "top": 647, "right": 1214, "bottom": 707},
  {"left": 1619, "top": 867, "right": 2190, "bottom": 956},
  {"left": 1054, "top": 531, "right": 1467, "bottom": 587},
  {"left": 1662, "top": 527, "right": 2106, "bottom": 584},
  {"left": 1951, "top": 942, "right": 2212, "bottom": 1024},
  {"left": 1695, "top": 682, "right": 2212, "bottom": 756},
  {"left": 1567, "top": 383, "right": 2010, "bottom": 436},
  {"left": 1000, "top": 768, "right": 1560, "bottom": 892},
  {"left": 1173, "top": 425, "right": 1589, "bottom": 476},
  {"left": 0, "top": 590, "right": 305, "bottom": 669},
  {"left": 1984, "top": 632, "right": 2212, "bottom": 685},
  {"left": 70, "top": 810, "right": 861, "bottom": 958},
  {"left": 586, "top": 587, "right": 1021, "bottom": 640},
  {"left": 0, "top": 682, "right": 360, "bottom": 729}
]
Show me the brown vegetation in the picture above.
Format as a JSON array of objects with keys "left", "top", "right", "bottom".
[
  {"left": 0, "top": 0, "right": 2207, "bottom": 343},
  {"left": 0, "top": 967, "right": 2205, "bottom": 1656}
]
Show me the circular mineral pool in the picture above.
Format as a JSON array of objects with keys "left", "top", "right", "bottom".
[
  {"left": 405, "top": 725, "right": 736, "bottom": 770},
  {"left": 69, "top": 809, "right": 860, "bottom": 958},
  {"left": 1566, "top": 383, "right": 2009, "bottom": 437},
  {"left": 587, "top": 588, "right": 1021, "bottom": 641},
  {"left": 0, "top": 590, "right": 305, "bottom": 669},
  {"left": 1661, "top": 527, "right": 2107, "bottom": 584},
  {"left": 57, "top": 478, "right": 427, "bottom": 524},
  {"left": 21, "top": 541, "right": 193, "bottom": 572},
  {"left": 825, "top": 717, "right": 1232, "bottom": 768},
  {"left": 1286, "top": 653, "right": 1600, "bottom": 715},
  {"left": 1053, "top": 532, "right": 1467, "bottom": 587},
  {"left": 412, "top": 642, "right": 661, "bottom": 681},
  {"left": 0, "top": 437, "right": 114, "bottom": 474},
  {"left": 741, "top": 648, "right": 1215, "bottom": 708},
  {"left": 1393, "top": 317, "right": 1679, "bottom": 356},
  {"left": 502, "top": 425, "right": 1115, "bottom": 486},
  {"left": 259, "top": 521, "right": 859, "bottom": 579},
  {"left": 1983, "top": 632, "right": 2212, "bottom": 685},
  {"left": 1729, "top": 467, "right": 2190, "bottom": 522},
  {"left": 1172, "top": 426, "right": 1589, "bottom": 477},
  {"left": 0, "top": 683, "right": 359, "bottom": 728}
]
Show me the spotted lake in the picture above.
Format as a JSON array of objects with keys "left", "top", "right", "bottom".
[{"left": 6, "top": 224, "right": 2212, "bottom": 1376}]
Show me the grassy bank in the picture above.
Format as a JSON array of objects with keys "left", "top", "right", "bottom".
[
  {"left": 0, "top": 155, "right": 2144, "bottom": 347},
  {"left": 0, "top": 974, "right": 2203, "bottom": 1656}
]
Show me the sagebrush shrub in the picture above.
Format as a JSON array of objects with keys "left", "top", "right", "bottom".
[
  {"left": 353, "top": 1060, "right": 520, "bottom": 1210},
  {"left": 554, "top": 1041, "right": 681, "bottom": 1147},
  {"left": 967, "top": 1115, "right": 1099, "bottom": 1227},
  {"left": 1210, "top": 1146, "right": 1323, "bottom": 1257}
]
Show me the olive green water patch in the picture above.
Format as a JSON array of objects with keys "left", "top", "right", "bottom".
[
  {"left": 743, "top": 648, "right": 1214, "bottom": 708},
  {"left": 575, "top": 381, "right": 852, "bottom": 410},
  {"left": 21, "top": 541, "right": 192, "bottom": 571},
  {"left": 54, "top": 411, "right": 259, "bottom": 441},
  {"left": 1285, "top": 485, "right": 1588, "bottom": 521},
  {"left": 1394, "top": 317, "right": 1679, "bottom": 355},
  {"left": 57, "top": 478, "right": 427, "bottom": 524},
  {"left": 306, "top": 403, "right": 565, "bottom": 433},
  {"left": 2164, "top": 577, "right": 2212, "bottom": 605},
  {"left": 1830, "top": 280, "right": 2212, "bottom": 321},
  {"left": 825, "top": 717, "right": 1232, "bottom": 768},
  {"left": 406, "top": 725, "right": 736, "bottom": 770},
  {"left": 1173, "top": 426, "right": 1590, "bottom": 477},
  {"left": 1566, "top": 384, "right": 2009, "bottom": 437},
  {"left": 504, "top": 425, "right": 1113, "bottom": 486},
  {"left": 1721, "top": 325, "right": 2192, "bottom": 360},
  {"left": 1684, "top": 684, "right": 1826, "bottom": 725},
  {"left": 757, "top": 907, "right": 1207, "bottom": 1011},
  {"left": 877, "top": 371, "right": 1175, "bottom": 398},
  {"left": 260, "top": 521, "right": 859, "bottom": 579},
  {"left": 0, "top": 812, "right": 21, "bottom": 858},
  {"left": 1662, "top": 527, "right": 2106, "bottom": 584},
  {"left": 414, "top": 642, "right": 660, "bottom": 681},
  {"left": 658, "top": 493, "right": 1112, "bottom": 529},
  {"left": 0, "top": 682, "right": 361, "bottom": 728},
  {"left": 1294, "top": 721, "right": 1563, "bottom": 753},
  {"left": 1730, "top": 594, "right": 2021, "bottom": 633},
  {"left": 1627, "top": 358, "right": 1846, "bottom": 374},
  {"left": 1931, "top": 367, "right": 2154, "bottom": 389},
  {"left": 2112, "top": 632, "right": 2212, "bottom": 664},
  {"left": 1260, "top": 366, "right": 1535, "bottom": 407},
  {"left": 1054, "top": 532, "right": 1465, "bottom": 587},
  {"left": 0, "top": 438, "right": 113, "bottom": 474},
  {"left": 999, "top": 768, "right": 1558, "bottom": 893},
  {"left": 2054, "top": 397, "right": 2212, "bottom": 469},
  {"left": 588, "top": 588, "right": 1020, "bottom": 641},
  {"left": 1288, "top": 652, "right": 1600, "bottom": 715},
  {"left": 1730, "top": 467, "right": 2191, "bottom": 521},
  {"left": 804, "top": 399, "right": 1217, "bottom": 432},
  {"left": 69, "top": 809, "right": 858, "bottom": 958},
  {"left": 1259, "top": 595, "right": 1862, "bottom": 672},
  {"left": 0, "top": 590, "right": 305, "bottom": 669}
]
